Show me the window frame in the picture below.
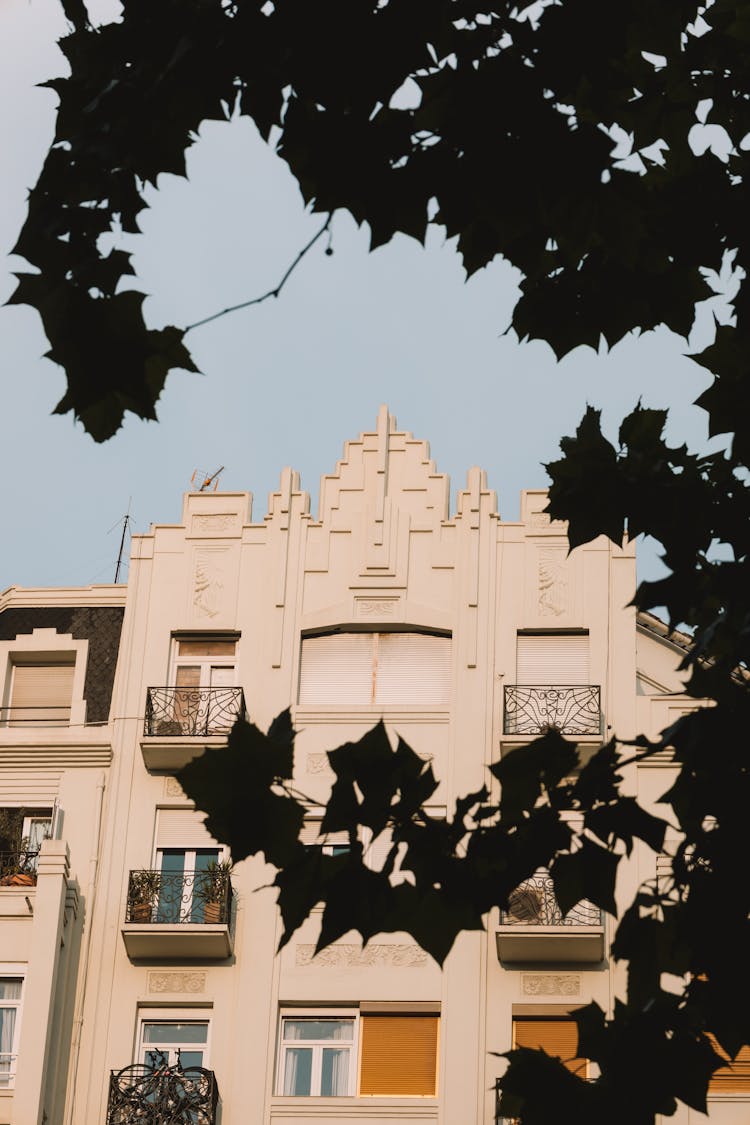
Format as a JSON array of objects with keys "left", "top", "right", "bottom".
[
  {"left": 297, "top": 628, "right": 452, "bottom": 708},
  {"left": 0, "top": 971, "right": 24, "bottom": 1090},
  {"left": 169, "top": 635, "right": 239, "bottom": 691},
  {"left": 136, "top": 1008, "right": 212, "bottom": 1070},
  {"left": 276, "top": 1011, "right": 358, "bottom": 1097},
  {"left": 0, "top": 630, "right": 89, "bottom": 729}
]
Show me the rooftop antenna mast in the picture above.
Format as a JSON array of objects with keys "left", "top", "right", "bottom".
[
  {"left": 113, "top": 499, "right": 132, "bottom": 584},
  {"left": 191, "top": 466, "right": 225, "bottom": 492}
]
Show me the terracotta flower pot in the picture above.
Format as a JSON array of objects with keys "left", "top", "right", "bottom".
[
  {"left": 130, "top": 901, "right": 152, "bottom": 922},
  {"left": 2, "top": 873, "right": 36, "bottom": 887},
  {"left": 203, "top": 901, "right": 221, "bottom": 924}
]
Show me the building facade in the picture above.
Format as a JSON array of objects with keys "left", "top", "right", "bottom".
[{"left": 0, "top": 409, "right": 744, "bottom": 1124}]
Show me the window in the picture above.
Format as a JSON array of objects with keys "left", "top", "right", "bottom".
[
  {"left": 172, "top": 638, "right": 237, "bottom": 691},
  {"left": 708, "top": 1036, "right": 750, "bottom": 1092},
  {"left": 5, "top": 659, "right": 75, "bottom": 727},
  {"left": 298, "top": 632, "right": 451, "bottom": 706},
  {"left": 153, "top": 810, "right": 223, "bottom": 923},
  {"left": 277, "top": 1011, "right": 439, "bottom": 1098},
  {"left": 0, "top": 808, "right": 54, "bottom": 883},
  {"left": 359, "top": 1013, "right": 439, "bottom": 1096},
  {"left": 161, "top": 637, "right": 239, "bottom": 736},
  {"left": 300, "top": 821, "right": 350, "bottom": 858},
  {"left": 512, "top": 1017, "right": 587, "bottom": 1077},
  {"left": 280, "top": 1018, "right": 355, "bottom": 1096},
  {"left": 0, "top": 978, "right": 23, "bottom": 1088},
  {"left": 138, "top": 1015, "right": 210, "bottom": 1070},
  {"left": 516, "top": 633, "right": 590, "bottom": 685}
]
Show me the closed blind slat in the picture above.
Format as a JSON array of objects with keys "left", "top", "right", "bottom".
[
  {"left": 299, "top": 635, "right": 372, "bottom": 705},
  {"left": 156, "top": 809, "right": 216, "bottom": 849},
  {"left": 376, "top": 634, "right": 451, "bottom": 706},
  {"left": 10, "top": 664, "right": 75, "bottom": 726},
  {"left": 359, "top": 1014, "right": 438, "bottom": 1096},
  {"left": 517, "top": 635, "right": 590, "bottom": 685},
  {"left": 299, "top": 820, "right": 349, "bottom": 847},
  {"left": 708, "top": 1037, "right": 750, "bottom": 1092},
  {"left": 514, "top": 1019, "right": 587, "bottom": 1077}
]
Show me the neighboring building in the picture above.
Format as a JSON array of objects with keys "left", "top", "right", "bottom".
[
  {"left": 1, "top": 409, "right": 745, "bottom": 1124},
  {"left": 0, "top": 585, "right": 125, "bottom": 1125}
]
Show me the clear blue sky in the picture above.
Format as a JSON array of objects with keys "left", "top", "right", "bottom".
[{"left": 0, "top": 0, "right": 727, "bottom": 591}]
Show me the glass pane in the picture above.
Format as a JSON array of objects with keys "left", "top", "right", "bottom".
[
  {"left": 209, "top": 665, "right": 235, "bottom": 687},
  {"left": 321, "top": 1047, "right": 350, "bottom": 1095},
  {"left": 178, "top": 641, "right": 236, "bottom": 657},
  {"left": 157, "top": 851, "right": 185, "bottom": 923},
  {"left": 177, "top": 1050, "right": 204, "bottom": 1069},
  {"left": 283, "top": 1019, "right": 353, "bottom": 1041},
  {"left": 283, "top": 1047, "right": 312, "bottom": 1095},
  {"left": 0, "top": 980, "right": 22, "bottom": 1001},
  {"left": 191, "top": 850, "right": 221, "bottom": 923},
  {"left": 143, "top": 1022, "right": 208, "bottom": 1044},
  {"left": 175, "top": 666, "right": 201, "bottom": 687}
]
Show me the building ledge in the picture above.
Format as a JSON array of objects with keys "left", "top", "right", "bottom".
[
  {"left": 140, "top": 736, "right": 227, "bottom": 771},
  {"left": 122, "top": 922, "right": 233, "bottom": 960},
  {"left": 495, "top": 925, "right": 605, "bottom": 964}
]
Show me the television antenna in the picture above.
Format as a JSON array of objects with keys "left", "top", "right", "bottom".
[
  {"left": 191, "top": 466, "right": 225, "bottom": 492},
  {"left": 110, "top": 499, "right": 133, "bottom": 584}
]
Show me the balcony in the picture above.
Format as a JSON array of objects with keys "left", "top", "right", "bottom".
[
  {"left": 496, "top": 872, "right": 604, "bottom": 963},
  {"left": 0, "top": 851, "right": 39, "bottom": 888},
  {"left": 121, "top": 869, "right": 233, "bottom": 960},
  {"left": 140, "top": 686, "right": 245, "bottom": 770},
  {"left": 503, "top": 685, "right": 602, "bottom": 737},
  {"left": 107, "top": 1054, "right": 218, "bottom": 1124}
]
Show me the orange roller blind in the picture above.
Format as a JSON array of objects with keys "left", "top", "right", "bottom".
[
  {"left": 359, "top": 1014, "right": 438, "bottom": 1096},
  {"left": 514, "top": 1018, "right": 587, "bottom": 1077},
  {"left": 708, "top": 1036, "right": 750, "bottom": 1092}
]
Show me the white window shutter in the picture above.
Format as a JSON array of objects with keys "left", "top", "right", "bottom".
[
  {"left": 516, "top": 635, "right": 590, "bottom": 685},
  {"left": 375, "top": 634, "right": 451, "bottom": 706},
  {"left": 156, "top": 809, "right": 217, "bottom": 849},
  {"left": 298, "top": 634, "right": 373, "bottom": 704}
]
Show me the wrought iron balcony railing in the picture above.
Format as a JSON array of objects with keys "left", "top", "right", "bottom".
[
  {"left": 0, "top": 850, "right": 39, "bottom": 887},
  {"left": 126, "top": 869, "right": 232, "bottom": 926},
  {"left": 503, "top": 685, "right": 601, "bottom": 736},
  {"left": 144, "top": 686, "right": 245, "bottom": 737},
  {"left": 500, "top": 872, "right": 601, "bottom": 928},
  {"left": 107, "top": 1052, "right": 218, "bottom": 1124}
]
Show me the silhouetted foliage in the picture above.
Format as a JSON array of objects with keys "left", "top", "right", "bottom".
[{"left": 15, "top": 3, "right": 750, "bottom": 1120}]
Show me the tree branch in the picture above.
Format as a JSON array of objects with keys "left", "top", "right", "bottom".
[{"left": 185, "top": 214, "right": 333, "bottom": 332}]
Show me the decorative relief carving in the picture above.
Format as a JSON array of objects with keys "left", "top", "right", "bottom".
[
  {"left": 538, "top": 548, "right": 568, "bottom": 617},
  {"left": 192, "top": 514, "right": 238, "bottom": 535},
  {"left": 306, "top": 753, "right": 333, "bottom": 775},
  {"left": 296, "top": 943, "right": 428, "bottom": 968},
  {"left": 193, "top": 552, "right": 226, "bottom": 619},
  {"left": 148, "top": 971, "right": 207, "bottom": 994},
  {"left": 521, "top": 973, "right": 580, "bottom": 996},
  {"left": 529, "top": 510, "right": 565, "bottom": 529},
  {"left": 164, "top": 777, "right": 185, "bottom": 797},
  {"left": 355, "top": 598, "right": 399, "bottom": 618}
]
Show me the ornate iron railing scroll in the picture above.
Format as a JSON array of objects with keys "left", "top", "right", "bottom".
[
  {"left": 500, "top": 871, "right": 602, "bottom": 927},
  {"left": 144, "top": 687, "right": 245, "bottom": 737},
  {"left": 503, "top": 685, "right": 601, "bottom": 735}
]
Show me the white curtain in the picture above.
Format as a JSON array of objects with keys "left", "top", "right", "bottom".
[{"left": 0, "top": 980, "right": 21, "bottom": 1086}]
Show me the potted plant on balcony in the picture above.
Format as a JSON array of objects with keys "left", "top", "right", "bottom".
[
  {"left": 128, "top": 870, "right": 161, "bottom": 922},
  {"left": 0, "top": 808, "right": 40, "bottom": 887},
  {"left": 196, "top": 860, "right": 232, "bottom": 924}
]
